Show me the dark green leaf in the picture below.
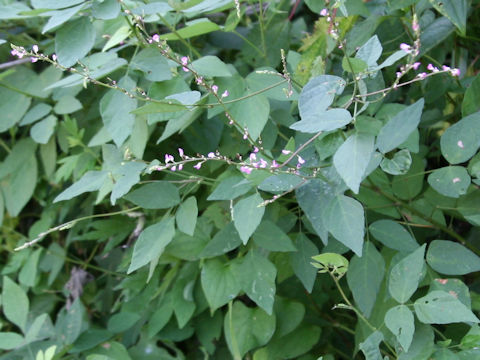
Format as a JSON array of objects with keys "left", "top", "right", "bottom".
[
  {"left": 233, "top": 193, "right": 265, "bottom": 244},
  {"left": 426, "top": 240, "right": 480, "bottom": 275},
  {"left": 369, "top": 220, "right": 419, "bottom": 252},
  {"left": 385, "top": 305, "right": 415, "bottom": 352},
  {"left": 124, "top": 182, "right": 180, "bottom": 209},
  {"left": 427, "top": 166, "right": 470, "bottom": 198},
  {"left": 253, "top": 220, "right": 297, "bottom": 252},
  {"left": 2, "top": 276, "right": 29, "bottom": 332},
  {"left": 201, "top": 259, "right": 241, "bottom": 312},
  {"left": 290, "top": 234, "right": 318, "bottom": 293},
  {"left": 55, "top": 17, "right": 95, "bottom": 67}
]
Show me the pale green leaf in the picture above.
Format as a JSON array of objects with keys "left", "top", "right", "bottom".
[
  {"left": 131, "top": 48, "right": 172, "bottom": 82},
  {"left": 176, "top": 196, "right": 198, "bottom": 236},
  {"left": 55, "top": 298, "right": 84, "bottom": 345},
  {"left": 53, "top": 96, "right": 82, "bottom": 114},
  {"left": 229, "top": 94, "right": 269, "bottom": 141},
  {"left": 290, "top": 109, "right": 352, "bottom": 133},
  {"left": 369, "top": 220, "right": 419, "bottom": 252},
  {"left": 128, "top": 217, "right": 175, "bottom": 274},
  {"left": 440, "top": 112, "right": 480, "bottom": 164},
  {"left": 54, "top": 171, "right": 108, "bottom": 202},
  {"left": 191, "top": 56, "right": 231, "bottom": 77},
  {"left": 42, "top": 3, "right": 84, "bottom": 33},
  {"left": 385, "top": 305, "right": 415, "bottom": 352},
  {"left": 380, "top": 149, "right": 412, "bottom": 175},
  {"left": 414, "top": 291, "right": 480, "bottom": 324},
  {"left": 0, "top": 332, "right": 24, "bottom": 350},
  {"left": 429, "top": 0, "right": 467, "bottom": 35},
  {"left": 201, "top": 259, "right": 241, "bottom": 312},
  {"left": 359, "top": 331, "right": 384, "bottom": 360},
  {"left": 160, "top": 18, "right": 220, "bottom": 40},
  {"left": 92, "top": 0, "right": 120, "bottom": 19},
  {"left": 30, "top": 115, "right": 57, "bottom": 144},
  {"left": 2, "top": 276, "right": 29, "bottom": 332},
  {"left": 427, "top": 166, "right": 471, "bottom": 198},
  {"left": 426, "top": 240, "right": 480, "bottom": 275},
  {"left": 389, "top": 244, "right": 426, "bottom": 303},
  {"left": 20, "top": 103, "right": 52, "bottom": 126},
  {"left": 55, "top": 17, "right": 95, "bottom": 67},
  {"left": 334, "top": 132, "right": 375, "bottom": 193},
  {"left": 299, "top": 75, "right": 346, "bottom": 116},
  {"left": 200, "top": 222, "right": 242, "bottom": 258},
  {"left": 233, "top": 193, "right": 265, "bottom": 244},
  {"left": 124, "top": 182, "right": 180, "bottom": 209},
  {"left": 253, "top": 220, "right": 296, "bottom": 252}
]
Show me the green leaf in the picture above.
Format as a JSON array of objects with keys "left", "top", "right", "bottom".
[
  {"left": 124, "top": 182, "right": 180, "bottom": 209},
  {"left": 54, "top": 96, "right": 82, "bottom": 114},
  {"left": 356, "top": 35, "right": 382, "bottom": 67},
  {"left": 147, "top": 301, "right": 173, "bottom": 338},
  {"left": 55, "top": 17, "right": 95, "bottom": 67},
  {"left": 359, "top": 331, "right": 384, "bottom": 360},
  {"left": 0, "top": 332, "right": 24, "bottom": 350},
  {"left": 131, "top": 48, "right": 172, "bottom": 82},
  {"left": 392, "top": 154, "right": 425, "bottom": 200},
  {"left": 233, "top": 193, "right": 265, "bottom": 244},
  {"left": 290, "top": 109, "right": 352, "bottom": 133},
  {"left": 102, "top": 26, "right": 131, "bottom": 52},
  {"left": 419, "top": 17, "right": 455, "bottom": 56},
  {"left": 342, "top": 57, "right": 368, "bottom": 73},
  {"left": 299, "top": 75, "right": 346, "bottom": 116},
  {"left": 385, "top": 305, "right": 415, "bottom": 352},
  {"left": 389, "top": 244, "right": 426, "bottom": 303},
  {"left": 427, "top": 166, "right": 471, "bottom": 198},
  {"left": 201, "top": 259, "right": 241, "bottom": 312},
  {"left": 191, "top": 55, "right": 231, "bottom": 77},
  {"left": 107, "top": 312, "right": 141, "bottom": 333},
  {"left": 440, "top": 112, "right": 480, "bottom": 164},
  {"left": 176, "top": 196, "right": 198, "bottom": 236},
  {"left": 131, "top": 100, "right": 187, "bottom": 115},
  {"left": 430, "top": 278, "right": 471, "bottom": 308},
  {"left": 0, "top": 83, "right": 31, "bottom": 132},
  {"left": 380, "top": 149, "right": 412, "bottom": 175},
  {"left": 128, "top": 217, "right": 175, "bottom": 274},
  {"left": 462, "top": 74, "right": 480, "bottom": 117},
  {"left": 20, "top": 103, "right": 52, "bottom": 126},
  {"left": 2, "top": 276, "right": 29, "bottom": 332},
  {"left": 54, "top": 171, "right": 108, "bottom": 202},
  {"left": 376, "top": 99, "right": 424, "bottom": 153},
  {"left": 258, "top": 174, "right": 304, "bottom": 193},
  {"left": 110, "top": 162, "right": 147, "bottom": 205},
  {"left": 229, "top": 94, "right": 269, "bottom": 141},
  {"left": 246, "top": 68, "right": 298, "bottom": 101},
  {"left": 398, "top": 323, "right": 434, "bottom": 360},
  {"left": 369, "top": 220, "right": 419, "bottom": 252},
  {"left": 30, "top": 115, "right": 57, "bottom": 144},
  {"left": 31, "top": 0, "right": 84, "bottom": 9},
  {"left": 333, "top": 132, "right": 375, "bottom": 193},
  {"left": 290, "top": 234, "right": 318, "bottom": 293},
  {"left": 324, "top": 195, "right": 365, "bottom": 256},
  {"left": 224, "top": 301, "right": 276, "bottom": 359},
  {"left": 92, "top": 0, "right": 120, "bottom": 20},
  {"left": 429, "top": 0, "right": 467, "bottom": 36},
  {"left": 56, "top": 300, "right": 85, "bottom": 345},
  {"left": 426, "top": 240, "right": 480, "bottom": 275},
  {"left": 200, "top": 222, "right": 242, "bottom": 258},
  {"left": 414, "top": 291, "right": 480, "bottom": 324},
  {"left": 252, "top": 220, "right": 296, "bottom": 252},
  {"left": 207, "top": 176, "right": 252, "bottom": 200},
  {"left": 100, "top": 76, "right": 137, "bottom": 147},
  {"left": 347, "top": 242, "right": 385, "bottom": 317},
  {"left": 161, "top": 18, "right": 220, "bottom": 40},
  {"left": 274, "top": 298, "right": 305, "bottom": 337},
  {"left": 234, "top": 251, "right": 277, "bottom": 314}
]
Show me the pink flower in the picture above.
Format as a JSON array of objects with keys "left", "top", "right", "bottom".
[
  {"left": 178, "top": 148, "right": 184, "bottom": 157},
  {"left": 259, "top": 159, "right": 268, "bottom": 168},
  {"left": 452, "top": 177, "right": 461, "bottom": 183},
  {"left": 442, "top": 65, "right": 451, "bottom": 71},
  {"left": 243, "top": 133, "right": 248, "bottom": 140},
  {"left": 297, "top": 155, "right": 305, "bottom": 165},
  {"left": 178, "top": 164, "right": 183, "bottom": 171},
  {"left": 30, "top": 57, "right": 38, "bottom": 63},
  {"left": 281, "top": 149, "right": 291, "bottom": 155},
  {"left": 196, "top": 76, "right": 204, "bottom": 85},
  {"left": 212, "top": 85, "right": 218, "bottom": 94},
  {"left": 396, "top": 71, "right": 402, "bottom": 78},
  {"left": 165, "top": 154, "right": 174, "bottom": 163},
  {"left": 152, "top": 34, "right": 160, "bottom": 42},
  {"left": 249, "top": 153, "right": 257, "bottom": 161},
  {"left": 400, "top": 43, "right": 411, "bottom": 52},
  {"left": 320, "top": 8, "right": 328, "bottom": 16},
  {"left": 221, "top": 90, "right": 229, "bottom": 98},
  {"left": 181, "top": 56, "right": 188, "bottom": 66},
  {"left": 412, "top": 62, "right": 421, "bottom": 70},
  {"left": 171, "top": 165, "right": 177, "bottom": 171},
  {"left": 207, "top": 152, "right": 215, "bottom": 158},
  {"left": 253, "top": 146, "right": 259, "bottom": 153},
  {"left": 451, "top": 68, "right": 460, "bottom": 76},
  {"left": 32, "top": 45, "right": 38, "bottom": 53},
  {"left": 240, "top": 166, "right": 252, "bottom": 174},
  {"left": 417, "top": 72, "right": 427, "bottom": 79},
  {"left": 193, "top": 162, "right": 202, "bottom": 169},
  {"left": 412, "top": 20, "right": 419, "bottom": 32},
  {"left": 427, "top": 63, "right": 438, "bottom": 72},
  {"left": 52, "top": 54, "right": 57, "bottom": 61},
  {"left": 271, "top": 160, "right": 279, "bottom": 168}
]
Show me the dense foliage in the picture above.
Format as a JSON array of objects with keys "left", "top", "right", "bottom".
[{"left": 2, "top": 0, "right": 480, "bottom": 358}]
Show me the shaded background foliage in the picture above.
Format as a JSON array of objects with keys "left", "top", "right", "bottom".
[{"left": 1, "top": 0, "right": 480, "bottom": 359}]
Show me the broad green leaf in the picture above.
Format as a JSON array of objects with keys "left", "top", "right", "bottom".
[
  {"left": 324, "top": 195, "right": 365, "bottom": 256},
  {"left": 299, "top": 75, "right": 346, "bottom": 116},
  {"left": 342, "top": 57, "right": 367, "bottom": 73},
  {"left": 55, "top": 299, "right": 84, "bottom": 345},
  {"left": 42, "top": 3, "right": 84, "bottom": 33},
  {"left": 389, "top": 244, "right": 426, "bottom": 303},
  {"left": 191, "top": 56, "right": 231, "bottom": 77},
  {"left": 92, "top": 0, "right": 120, "bottom": 20},
  {"left": 31, "top": 0, "right": 84, "bottom": 9},
  {"left": 69, "top": 329, "right": 114, "bottom": 353},
  {"left": 385, "top": 305, "right": 415, "bottom": 352},
  {"left": 233, "top": 193, "right": 265, "bottom": 244},
  {"left": 380, "top": 149, "right": 412, "bottom": 175},
  {"left": 201, "top": 259, "right": 241, "bottom": 312},
  {"left": 30, "top": 115, "right": 57, "bottom": 144},
  {"left": 0, "top": 83, "right": 31, "bottom": 133},
  {"left": 429, "top": 0, "right": 467, "bottom": 35},
  {"left": 224, "top": 301, "right": 276, "bottom": 359},
  {"left": 124, "top": 182, "right": 180, "bottom": 209},
  {"left": 128, "top": 217, "right": 175, "bottom": 274},
  {"left": 147, "top": 301, "right": 173, "bottom": 338},
  {"left": 427, "top": 166, "right": 470, "bottom": 198},
  {"left": 54, "top": 96, "right": 82, "bottom": 114},
  {"left": 374, "top": 50, "right": 408, "bottom": 71},
  {"left": 200, "top": 222, "right": 242, "bottom": 258},
  {"left": 457, "top": 190, "right": 480, "bottom": 226},
  {"left": 440, "top": 112, "right": 480, "bottom": 164},
  {"left": 130, "top": 48, "right": 172, "bottom": 82},
  {"left": 100, "top": 76, "right": 137, "bottom": 147},
  {"left": 426, "top": 240, "right": 480, "bottom": 275},
  {"left": 258, "top": 174, "right": 304, "bottom": 193},
  {"left": 20, "top": 103, "right": 52, "bottom": 126},
  {"left": 246, "top": 68, "right": 298, "bottom": 101},
  {"left": 110, "top": 162, "right": 147, "bottom": 205},
  {"left": 102, "top": 25, "right": 131, "bottom": 52},
  {"left": 207, "top": 176, "right": 252, "bottom": 200},
  {"left": 369, "top": 220, "right": 419, "bottom": 252},
  {"left": 161, "top": 18, "right": 220, "bottom": 40},
  {"left": 347, "top": 242, "right": 385, "bottom": 317},
  {"left": 392, "top": 154, "right": 425, "bottom": 200},
  {"left": 54, "top": 171, "right": 108, "bottom": 202},
  {"left": 176, "top": 196, "right": 198, "bottom": 236},
  {"left": 311, "top": 253, "right": 349, "bottom": 275},
  {"left": 19, "top": 248, "right": 42, "bottom": 287},
  {"left": 359, "top": 331, "right": 383, "bottom": 360},
  {"left": 2, "top": 276, "right": 29, "bottom": 332},
  {"left": 462, "top": 74, "right": 480, "bottom": 117},
  {"left": 55, "top": 17, "right": 95, "bottom": 67},
  {"left": 290, "top": 234, "right": 318, "bottom": 293},
  {"left": 356, "top": 35, "right": 382, "bottom": 68},
  {"left": 333, "top": 132, "right": 375, "bottom": 193},
  {"left": 430, "top": 278, "right": 471, "bottom": 308},
  {"left": 253, "top": 220, "right": 296, "bottom": 252},
  {"left": 414, "top": 291, "right": 480, "bottom": 324},
  {"left": 107, "top": 312, "right": 141, "bottom": 333},
  {"left": 131, "top": 101, "right": 186, "bottom": 115},
  {"left": 229, "top": 94, "right": 269, "bottom": 141},
  {"left": 419, "top": 17, "right": 455, "bottom": 56},
  {"left": 290, "top": 108, "right": 352, "bottom": 133},
  {"left": 376, "top": 99, "right": 424, "bottom": 153},
  {"left": 398, "top": 323, "right": 434, "bottom": 360},
  {"left": 234, "top": 251, "right": 276, "bottom": 314},
  {"left": 274, "top": 298, "right": 305, "bottom": 337},
  {"left": 0, "top": 332, "right": 23, "bottom": 350}
]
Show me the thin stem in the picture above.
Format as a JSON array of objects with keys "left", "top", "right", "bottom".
[
  {"left": 279, "top": 131, "right": 323, "bottom": 167},
  {"left": 158, "top": 14, "right": 201, "bottom": 58}
]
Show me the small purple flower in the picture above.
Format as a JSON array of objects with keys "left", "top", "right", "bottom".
[
  {"left": 212, "top": 85, "right": 218, "bottom": 94},
  {"left": 412, "top": 62, "right": 421, "bottom": 70},
  {"left": 193, "top": 162, "right": 202, "bottom": 169},
  {"left": 412, "top": 20, "right": 419, "bottom": 32},
  {"left": 240, "top": 166, "right": 252, "bottom": 174},
  {"left": 442, "top": 65, "right": 451, "bottom": 71},
  {"left": 297, "top": 155, "right": 305, "bottom": 165},
  {"left": 31, "top": 57, "right": 38, "bottom": 63},
  {"left": 417, "top": 72, "right": 427, "bottom": 79},
  {"left": 178, "top": 164, "right": 183, "bottom": 171},
  {"left": 32, "top": 44, "right": 38, "bottom": 53},
  {"left": 259, "top": 159, "right": 268, "bottom": 168},
  {"left": 196, "top": 76, "right": 204, "bottom": 85},
  {"left": 152, "top": 34, "right": 160, "bottom": 42},
  {"left": 221, "top": 90, "right": 229, "bottom": 98},
  {"left": 399, "top": 43, "right": 411, "bottom": 52},
  {"left": 396, "top": 71, "right": 402, "bottom": 78},
  {"left": 457, "top": 140, "right": 464, "bottom": 148},
  {"left": 52, "top": 54, "right": 57, "bottom": 61},
  {"left": 249, "top": 153, "right": 257, "bottom": 162},
  {"left": 427, "top": 63, "right": 438, "bottom": 72},
  {"left": 281, "top": 149, "right": 291, "bottom": 155},
  {"left": 253, "top": 146, "right": 259, "bottom": 153},
  {"left": 207, "top": 152, "right": 215, "bottom": 158},
  {"left": 320, "top": 8, "right": 328, "bottom": 16},
  {"left": 178, "top": 148, "right": 184, "bottom": 157},
  {"left": 271, "top": 160, "right": 279, "bottom": 168},
  {"left": 171, "top": 165, "right": 177, "bottom": 171},
  {"left": 450, "top": 68, "right": 460, "bottom": 77},
  {"left": 165, "top": 154, "right": 174, "bottom": 163}
]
